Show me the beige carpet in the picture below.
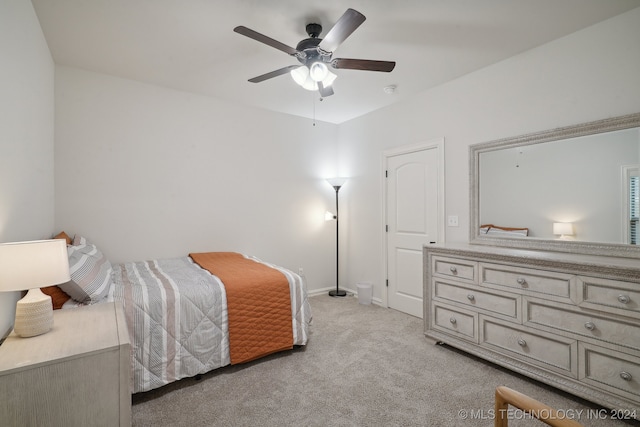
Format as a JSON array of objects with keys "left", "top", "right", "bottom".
[{"left": 131, "top": 294, "right": 639, "bottom": 426}]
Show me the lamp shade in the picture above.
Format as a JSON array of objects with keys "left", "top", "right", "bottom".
[
  {"left": 290, "top": 66, "right": 316, "bottom": 90},
  {"left": 309, "top": 62, "right": 329, "bottom": 82},
  {"left": 0, "top": 239, "right": 70, "bottom": 292},
  {"left": 552, "top": 222, "right": 574, "bottom": 236},
  {"left": 322, "top": 71, "right": 337, "bottom": 87},
  {"left": 326, "top": 177, "right": 347, "bottom": 189}
]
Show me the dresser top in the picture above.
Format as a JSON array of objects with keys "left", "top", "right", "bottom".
[{"left": 424, "top": 243, "right": 640, "bottom": 281}]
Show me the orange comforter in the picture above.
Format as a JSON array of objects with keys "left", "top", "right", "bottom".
[{"left": 189, "top": 252, "right": 293, "bottom": 364}]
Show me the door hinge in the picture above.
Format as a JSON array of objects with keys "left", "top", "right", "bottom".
[
  {"left": 385, "top": 225, "right": 389, "bottom": 232},
  {"left": 385, "top": 170, "right": 388, "bottom": 178},
  {"left": 386, "top": 279, "right": 389, "bottom": 287}
]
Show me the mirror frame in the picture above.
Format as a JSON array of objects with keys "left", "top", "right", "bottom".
[{"left": 470, "top": 112, "right": 640, "bottom": 258}]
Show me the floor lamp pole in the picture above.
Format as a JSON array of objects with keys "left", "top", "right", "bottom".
[{"left": 329, "top": 183, "right": 346, "bottom": 297}]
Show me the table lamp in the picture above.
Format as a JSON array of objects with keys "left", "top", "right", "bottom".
[
  {"left": 553, "top": 222, "right": 574, "bottom": 240},
  {"left": 0, "top": 239, "right": 70, "bottom": 337}
]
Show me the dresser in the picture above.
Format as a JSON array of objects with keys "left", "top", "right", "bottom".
[
  {"left": 0, "top": 302, "right": 131, "bottom": 426},
  {"left": 424, "top": 243, "right": 640, "bottom": 413}
]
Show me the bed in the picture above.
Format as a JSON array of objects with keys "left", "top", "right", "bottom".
[
  {"left": 43, "top": 233, "right": 311, "bottom": 393},
  {"left": 480, "top": 223, "right": 529, "bottom": 237}
]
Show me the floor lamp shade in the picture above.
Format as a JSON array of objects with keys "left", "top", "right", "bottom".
[
  {"left": 327, "top": 178, "right": 347, "bottom": 297},
  {"left": 0, "top": 239, "right": 71, "bottom": 337},
  {"left": 326, "top": 177, "right": 347, "bottom": 189}
]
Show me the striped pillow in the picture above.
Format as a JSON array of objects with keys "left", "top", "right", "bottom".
[{"left": 59, "top": 236, "right": 113, "bottom": 303}]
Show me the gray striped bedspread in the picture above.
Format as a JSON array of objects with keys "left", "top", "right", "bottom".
[{"left": 103, "top": 255, "right": 310, "bottom": 393}]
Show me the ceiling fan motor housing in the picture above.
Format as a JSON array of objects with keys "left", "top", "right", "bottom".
[{"left": 295, "top": 23, "right": 331, "bottom": 66}]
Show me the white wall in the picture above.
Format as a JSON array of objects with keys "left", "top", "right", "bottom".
[
  {"left": 0, "top": 1, "right": 55, "bottom": 337},
  {"left": 337, "top": 8, "right": 640, "bottom": 302},
  {"left": 54, "top": 67, "right": 340, "bottom": 292}
]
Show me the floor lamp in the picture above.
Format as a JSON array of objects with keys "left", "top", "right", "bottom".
[{"left": 327, "top": 177, "right": 347, "bottom": 297}]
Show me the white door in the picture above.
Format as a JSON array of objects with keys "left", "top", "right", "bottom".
[{"left": 385, "top": 141, "right": 443, "bottom": 318}]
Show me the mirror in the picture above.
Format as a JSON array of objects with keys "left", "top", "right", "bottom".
[{"left": 470, "top": 112, "right": 640, "bottom": 258}]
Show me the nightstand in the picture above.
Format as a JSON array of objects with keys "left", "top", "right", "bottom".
[{"left": 0, "top": 302, "right": 131, "bottom": 426}]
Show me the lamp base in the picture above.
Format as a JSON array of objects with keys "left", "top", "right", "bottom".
[
  {"left": 328, "top": 289, "right": 347, "bottom": 297},
  {"left": 14, "top": 288, "right": 53, "bottom": 338}
]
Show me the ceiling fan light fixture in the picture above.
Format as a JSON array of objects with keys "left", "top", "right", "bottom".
[
  {"left": 290, "top": 65, "right": 309, "bottom": 86},
  {"left": 290, "top": 66, "right": 317, "bottom": 91},
  {"left": 322, "top": 70, "right": 337, "bottom": 88},
  {"left": 309, "top": 61, "right": 329, "bottom": 82},
  {"left": 302, "top": 79, "right": 318, "bottom": 91},
  {"left": 291, "top": 65, "right": 336, "bottom": 92}
]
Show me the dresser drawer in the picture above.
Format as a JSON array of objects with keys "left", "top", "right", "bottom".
[
  {"left": 580, "top": 342, "right": 640, "bottom": 401},
  {"left": 525, "top": 299, "right": 640, "bottom": 352},
  {"left": 577, "top": 276, "right": 640, "bottom": 317},
  {"left": 432, "top": 256, "right": 477, "bottom": 282},
  {"left": 480, "top": 316, "right": 577, "bottom": 377},
  {"left": 480, "top": 262, "right": 575, "bottom": 300},
  {"left": 433, "top": 279, "right": 520, "bottom": 321},
  {"left": 432, "top": 303, "right": 477, "bottom": 342}
]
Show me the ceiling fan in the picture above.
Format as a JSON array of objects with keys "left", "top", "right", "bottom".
[{"left": 233, "top": 8, "right": 395, "bottom": 97}]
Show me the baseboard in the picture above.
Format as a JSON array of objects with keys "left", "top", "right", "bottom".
[{"left": 307, "top": 287, "right": 382, "bottom": 306}]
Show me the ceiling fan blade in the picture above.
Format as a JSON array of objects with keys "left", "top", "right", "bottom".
[
  {"left": 318, "top": 8, "right": 366, "bottom": 53},
  {"left": 331, "top": 58, "right": 396, "bottom": 72},
  {"left": 318, "top": 82, "right": 334, "bottom": 97},
  {"left": 234, "top": 26, "right": 299, "bottom": 56},
  {"left": 248, "top": 65, "right": 300, "bottom": 83}
]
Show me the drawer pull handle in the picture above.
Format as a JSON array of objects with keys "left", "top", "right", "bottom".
[
  {"left": 620, "top": 371, "right": 632, "bottom": 381},
  {"left": 516, "top": 278, "right": 526, "bottom": 286},
  {"left": 584, "top": 322, "right": 596, "bottom": 331},
  {"left": 449, "top": 266, "right": 457, "bottom": 274},
  {"left": 618, "top": 294, "right": 630, "bottom": 304},
  {"left": 466, "top": 294, "right": 475, "bottom": 301},
  {"left": 449, "top": 317, "right": 457, "bottom": 324},
  {"left": 517, "top": 338, "right": 527, "bottom": 347}
]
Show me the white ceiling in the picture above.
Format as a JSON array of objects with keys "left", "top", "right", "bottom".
[{"left": 31, "top": 0, "right": 640, "bottom": 124}]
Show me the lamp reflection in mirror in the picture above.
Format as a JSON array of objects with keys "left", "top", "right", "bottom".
[
  {"left": 0, "top": 239, "right": 70, "bottom": 338},
  {"left": 553, "top": 222, "right": 574, "bottom": 240},
  {"left": 291, "top": 65, "right": 337, "bottom": 91},
  {"left": 327, "top": 178, "right": 347, "bottom": 297}
]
